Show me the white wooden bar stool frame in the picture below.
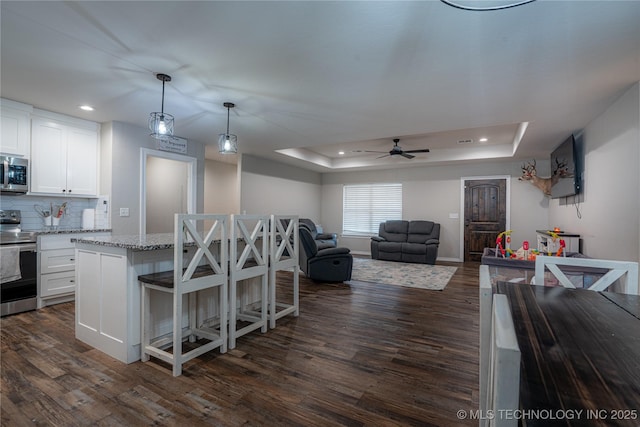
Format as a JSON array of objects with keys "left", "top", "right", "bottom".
[
  {"left": 268, "top": 215, "right": 299, "bottom": 329},
  {"left": 535, "top": 255, "right": 639, "bottom": 294},
  {"left": 229, "top": 214, "right": 269, "bottom": 349},
  {"left": 140, "top": 214, "right": 228, "bottom": 376}
]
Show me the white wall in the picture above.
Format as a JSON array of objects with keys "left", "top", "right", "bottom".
[
  {"left": 549, "top": 82, "right": 640, "bottom": 264},
  {"left": 240, "top": 154, "right": 322, "bottom": 220},
  {"left": 321, "top": 161, "right": 549, "bottom": 260},
  {"left": 146, "top": 156, "right": 188, "bottom": 233},
  {"left": 204, "top": 159, "right": 239, "bottom": 215},
  {"left": 102, "top": 121, "right": 205, "bottom": 235}
]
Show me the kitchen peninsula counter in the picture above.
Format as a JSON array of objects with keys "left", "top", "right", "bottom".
[
  {"left": 72, "top": 233, "right": 174, "bottom": 250},
  {"left": 73, "top": 233, "right": 181, "bottom": 363},
  {"left": 28, "top": 227, "right": 112, "bottom": 235}
]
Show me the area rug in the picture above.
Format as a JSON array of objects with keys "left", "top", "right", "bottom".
[{"left": 348, "top": 258, "right": 457, "bottom": 291}]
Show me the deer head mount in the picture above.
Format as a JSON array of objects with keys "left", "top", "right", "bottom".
[{"left": 519, "top": 158, "right": 572, "bottom": 196}]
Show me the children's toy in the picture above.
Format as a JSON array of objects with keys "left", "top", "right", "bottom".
[
  {"left": 543, "top": 230, "right": 566, "bottom": 256},
  {"left": 494, "top": 230, "right": 566, "bottom": 260},
  {"left": 495, "top": 230, "right": 513, "bottom": 258}
]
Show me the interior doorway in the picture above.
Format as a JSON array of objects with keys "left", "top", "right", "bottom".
[
  {"left": 140, "top": 148, "right": 197, "bottom": 234},
  {"left": 461, "top": 177, "right": 510, "bottom": 262}
]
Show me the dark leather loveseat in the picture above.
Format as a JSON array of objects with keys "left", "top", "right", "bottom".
[{"left": 370, "top": 220, "right": 440, "bottom": 264}]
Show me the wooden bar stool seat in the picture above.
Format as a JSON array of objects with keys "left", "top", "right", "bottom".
[{"left": 139, "top": 214, "right": 228, "bottom": 376}]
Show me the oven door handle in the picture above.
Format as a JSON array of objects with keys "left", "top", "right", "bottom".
[{"left": 3, "top": 244, "right": 37, "bottom": 252}]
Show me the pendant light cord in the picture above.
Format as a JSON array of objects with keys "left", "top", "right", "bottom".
[{"left": 160, "top": 79, "right": 165, "bottom": 115}]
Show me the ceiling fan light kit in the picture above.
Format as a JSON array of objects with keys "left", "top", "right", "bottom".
[
  {"left": 218, "top": 102, "right": 238, "bottom": 154},
  {"left": 149, "top": 73, "right": 175, "bottom": 140}
]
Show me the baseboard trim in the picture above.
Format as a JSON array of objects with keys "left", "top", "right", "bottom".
[
  {"left": 437, "top": 257, "right": 463, "bottom": 263},
  {"left": 351, "top": 251, "right": 370, "bottom": 256}
]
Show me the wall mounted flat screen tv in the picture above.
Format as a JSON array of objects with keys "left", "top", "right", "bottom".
[{"left": 550, "top": 134, "right": 580, "bottom": 198}]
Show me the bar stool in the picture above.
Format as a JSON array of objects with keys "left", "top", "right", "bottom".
[
  {"left": 269, "top": 215, "right": 299, "bottom": 329},
  {"left": 138, "top": 214, "right": 228, "bottom": 376},
  {"left": 228, "top": 214, "right": 269, "bottom": 349}
]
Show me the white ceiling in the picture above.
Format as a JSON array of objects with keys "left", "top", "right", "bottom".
[{"left": 2, "top": 1, "right": 639, "bottom": 172}]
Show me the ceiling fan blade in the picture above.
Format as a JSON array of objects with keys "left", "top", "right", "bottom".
[
  {"left": 376, "top": 154, "right": 391, "bottom": 159},
  {"left": 400, "top": 153, "right": 415, "bottom": 159},
  {"left": 352, "top": 150, "right": 387, "bottom": 153},
  {"left": 403, "top": 149, "right": 430, "bottom": 153}
]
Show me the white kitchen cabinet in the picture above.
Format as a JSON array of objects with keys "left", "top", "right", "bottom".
[
  {"left": 30, "top": 111, "right": 100, "bottom": 197},
  {"left": 75, "top": 246, "right": 130, "bottom": 362},
  {"left": 0, "top": 98, "right": 32, "bottom": 158},
  {"left": 37, "top": 232, "right": 110, "bottom": 308}
]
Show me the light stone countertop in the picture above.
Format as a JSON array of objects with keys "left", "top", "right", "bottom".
[
  {"left": 71, "top": 233, "right": 177, "bottom": 251},
  {"left": 26, "top": 227, "right": 112, "bottom": 235}
]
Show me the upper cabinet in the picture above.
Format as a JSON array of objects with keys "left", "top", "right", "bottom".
[
  {"left": 31, "top": 110, "right": 100, "bottom": 197},
  {"left": 0, "top": 98, "right": 33, "bottom": 158}
]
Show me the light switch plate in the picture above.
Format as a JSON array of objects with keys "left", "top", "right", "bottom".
[{"left": 119, "top": 208, "right": 130, "bottom": 217}]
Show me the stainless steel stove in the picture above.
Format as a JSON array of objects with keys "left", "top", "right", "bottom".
[{"left": 1, "top": 210, "right": 38, "bottom": 316}]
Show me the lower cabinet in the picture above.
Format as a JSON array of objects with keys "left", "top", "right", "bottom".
[
  {"left": 75, "top": 246, "right": 129, "bottom": 362},
  {"left": 74, "top": 243, "right": 176, "bottom": 364},
  {"left": 37, "top": 232, "right": 110, "bottom": 308}
]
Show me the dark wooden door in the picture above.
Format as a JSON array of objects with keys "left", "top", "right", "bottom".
[{"left": 464, "top": 179, "right": 507, "bottom": 262}]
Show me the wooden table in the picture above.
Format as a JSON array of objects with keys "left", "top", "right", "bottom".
[{"left": 496, "top": 282, "right": 640, "bottom": 426}]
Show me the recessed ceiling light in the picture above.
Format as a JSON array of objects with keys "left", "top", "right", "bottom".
[
  {"left": 479, "top": 137, "right": 488, "bottom": 142},
  {"left": 79, "top": 105, "right": 94, "bottom": 111},
  {"left": 338, "top": 151, "right": 345, "bottom": 155}
]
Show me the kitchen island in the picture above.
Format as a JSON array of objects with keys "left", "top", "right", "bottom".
[
  {"left": 73, "top": 233, "right": 262, "bottom": 364},
  {"left": 73, "top": 234, "right": 186, "bottom": 363}
]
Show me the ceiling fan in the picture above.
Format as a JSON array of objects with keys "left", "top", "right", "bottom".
[{"left": 355, "top": 139, "right": 430, "bottom": 159}]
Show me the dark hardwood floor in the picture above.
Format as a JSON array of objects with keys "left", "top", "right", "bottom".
[{"left": 1, "top": 261, "right": 481, "bottom": 426}]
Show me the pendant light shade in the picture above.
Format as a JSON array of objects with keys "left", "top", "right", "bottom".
[
  {"left": 218, "top": 102, "right": 238, "bottom": 154},
  {"left": 149, "top": 73, "right": 175, "bottom": 140}
]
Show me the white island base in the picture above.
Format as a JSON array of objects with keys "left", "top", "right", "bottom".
[
  {"left": 74, "top": 234, "right": 258, "bottom": 364},
  {"left": 75, "top": 242, "right": 173, "bottom": 363}
]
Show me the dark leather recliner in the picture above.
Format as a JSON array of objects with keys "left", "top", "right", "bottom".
[
  {"left": 299, "top": 218, "right": 337, "bottom": 249},
  {"left": 371, "top": 220, "right": 440, "bottom": 264},
  {"left": 299, "top": 227, "right": 352, "bottom": 282}
]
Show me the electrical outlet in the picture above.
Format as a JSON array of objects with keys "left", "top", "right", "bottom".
[{"left": 119, "top": 208, "right": 130, "bottom": 217}]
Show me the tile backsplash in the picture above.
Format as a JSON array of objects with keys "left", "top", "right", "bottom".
[{"left": 0, "top": 194, "right": 110, "bottom": 230}]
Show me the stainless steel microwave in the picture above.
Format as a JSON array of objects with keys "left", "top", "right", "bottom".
[{"left": 1, "top": 156, "right": 29, "bottom": 194}]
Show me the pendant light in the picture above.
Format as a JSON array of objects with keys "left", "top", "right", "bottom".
[
  {"left": 148, "top": 73, "right": 175, "bottom": 140},
  {"left": 218, "top": 102, "right": 238, "bottom": 154}
]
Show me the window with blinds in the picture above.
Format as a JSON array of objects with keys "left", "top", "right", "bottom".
[{"left": 342, "top": 183, "right": 402, "bottom": 235}]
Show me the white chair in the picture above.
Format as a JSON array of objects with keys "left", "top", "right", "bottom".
[
  {"left": 534, "top": 255, "right": 639, "bottom": 294},
  {"left": 269, "top": 215, "right": 299, "bottom": 329},
  {"left": 139, "top": 214, "right": 228, "bottom": 377},
  {"left": 486, "top": 294, "right": 521, "bottom": 427},
  {"left": 229, "top": 214, "right": 269, "bottom": 349}
]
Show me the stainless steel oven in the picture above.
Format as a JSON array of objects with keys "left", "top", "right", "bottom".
[
  {"left": 1, "top": 156, "right": 29, "bottom": 194},
  {"left": 1, "top": 210, "right": 38, "bottom": 316}
]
